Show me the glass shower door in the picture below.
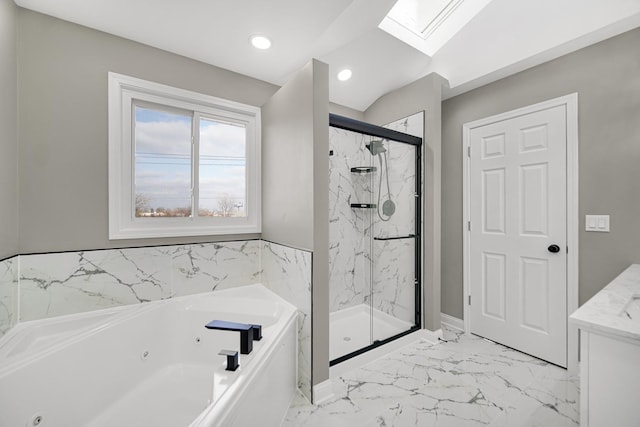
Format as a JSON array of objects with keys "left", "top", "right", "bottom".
[
  {"left": 370, "top": 139, "right": 418, "bottom": 344},
  {"left": 328, "top": 114, "right": 421, "bottom": 365}
]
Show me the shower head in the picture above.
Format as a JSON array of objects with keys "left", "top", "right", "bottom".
[{"left": 365, "top": 139, "right": 386, "bottom": 156}]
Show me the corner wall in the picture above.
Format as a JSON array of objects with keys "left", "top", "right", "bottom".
[
  {"left": 441, "top": 27, "right": 640, "bottom": 317},
  {"left": 0, "top": 0, "right": 18, "bottom": 259},
  {"left": 262, "top": 59, "right": 330, "bottom": 389}
]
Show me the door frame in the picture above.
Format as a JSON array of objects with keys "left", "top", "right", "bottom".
[{"left": 462, "top": 93, "right": 579, "bottom": 372}]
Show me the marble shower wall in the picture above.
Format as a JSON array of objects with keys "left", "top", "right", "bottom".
[
  {"left": 260, "top": 241, "right": 312, "bottom": 402},
  {"left": 329, "top": 126, "right": 371, "bottom": 313},
  {"left": 384, "top": 111, "right": 424, "bottom": 138},
  {"left": 329, "top": 112, "right": 423, "bottom": 326},
  {"left": 371, "top": 112, "right": 424, "bottom": 324},
  {"left": 0, "top": 257, "right": 18, "bottom": 337}
]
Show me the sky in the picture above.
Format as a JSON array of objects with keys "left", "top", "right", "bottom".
[{"left": 134, "top": 105, "right": 246, "bottom": 213}]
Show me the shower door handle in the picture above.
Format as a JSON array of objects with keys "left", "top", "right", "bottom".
[{"left": 373, "top": 234, "right": 416, "bottom": 241}]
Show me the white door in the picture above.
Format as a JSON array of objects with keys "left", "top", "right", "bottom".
[{"left": 468, "top": 105, "right": 567, "bottom": 367}]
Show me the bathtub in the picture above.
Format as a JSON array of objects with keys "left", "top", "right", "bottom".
[{"left": 0, "top": 284, "right": 298, "bottom": 427}]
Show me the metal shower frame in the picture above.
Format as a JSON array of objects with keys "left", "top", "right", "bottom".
[{"left": 329, "top": 113, "right": 423, "bottom": 366}]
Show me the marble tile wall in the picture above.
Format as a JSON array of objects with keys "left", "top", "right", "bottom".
[
  {"left": 372, "top": 112, "right": 424, "bottom": 324},
  {"left": 329, "top": 126, "right": 371, "bottom": 313},
  {"left": 384, "top": 111, "right": 424, "bottom": 138},
  {"left": 18, "top": 241, "right": 261, "bottom": 322},
  {"left": 369, "top": 239, "right": 415, "bottom": 324},
  {"left": 0, "top": 257, "right": 18, "bottom": 337},
  {"left": 169, "top": 241, "right": 261, "bottom": 296},
  {"left": 260, "top": 241, "right": 312, "bottom": 402}
]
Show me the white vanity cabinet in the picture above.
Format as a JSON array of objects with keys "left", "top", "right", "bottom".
[
  {"left": 579, "top": 330, "right": 640, "bottom": 426},
  {"left": 570, "top": 265, "right": 640, "bottom": 427}
]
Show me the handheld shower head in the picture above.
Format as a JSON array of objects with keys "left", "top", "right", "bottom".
[
  {"left": 365, "top": 139, "right": 386, "bottom": 156},
  {"left": 365, "top": 138, "right": 395, "bottom": 221}
]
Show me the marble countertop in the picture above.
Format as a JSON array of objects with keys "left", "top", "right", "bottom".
[{"left": 570, "top": 264, "right": 640, "bottom": 343}]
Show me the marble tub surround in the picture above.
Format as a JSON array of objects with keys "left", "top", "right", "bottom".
[
  {"left": 4, "top": 239, "right": 313, "bottom": 402},
  {"left": 569, "top": 263, "right": 640, "bottom": 342},
  {"left": 0, "top": 257, "right": 18, "bottom": 337},
  {"left": 19, "top": 248, "right": 173, "bottom": 321},
  {"left": 283, "top": 328, "right": 579, "bottom": 427},
  {"left": 260, "top": 240, "right": 312, "bottom": 402},
  {"left": 170, "top": 240, "right": 261, "bottom": 296},
  {"left": 18, "top": 241, "right": 261, "bottom": 322}
]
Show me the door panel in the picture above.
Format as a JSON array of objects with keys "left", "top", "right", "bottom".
[
  {"left": 482, "top": 168, "right": 506, "bottom": 234},
  {"left": 469, "top": 105, "right": 567, "bottom": 367},
  {"left": 482, "top": 252, "right": 506, "bottom": 320},
  {"left": 520, "top": 256, "right": 549, "bottom": 333},
  {"left": 520, "top": 163, "right": 548, "bottom": 236}
]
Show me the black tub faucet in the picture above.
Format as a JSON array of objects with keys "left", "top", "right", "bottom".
[{"left": 205, "top": 320, "right": 262, "bottom": 354}]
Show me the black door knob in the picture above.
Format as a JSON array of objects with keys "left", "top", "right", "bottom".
[{"left": 548, "top": 244, "right": 560, "bottom": 253}]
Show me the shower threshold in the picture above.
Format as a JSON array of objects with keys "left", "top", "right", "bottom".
[{"left": 329, "top": 304, "right": 414, "bottom": 362}]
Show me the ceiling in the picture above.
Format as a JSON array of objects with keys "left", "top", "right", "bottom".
[{"left": 14, "top": 0, "right": 640, "bottom": 111}]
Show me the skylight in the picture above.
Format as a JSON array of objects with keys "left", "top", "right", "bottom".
[{"left": 379, "top": 0, "right": 494, "bottom": 56}]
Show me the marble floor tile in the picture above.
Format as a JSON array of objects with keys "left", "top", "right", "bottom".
[{"left": 282, "top": 329, "right": 579, "bottom": 427}]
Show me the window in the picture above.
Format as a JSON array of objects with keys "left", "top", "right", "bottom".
[
  {"left": 378, "top": 0, "right": 493, "bottom": 56},
  {"left": 108, "top": 73, "right": 261, "bottom": 239}
]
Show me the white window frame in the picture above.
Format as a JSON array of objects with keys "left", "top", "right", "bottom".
[{"left": 108, "top": 72, "right": 261, "bottom": 239}]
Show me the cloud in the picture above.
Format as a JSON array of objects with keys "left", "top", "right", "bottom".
[
  {"left": 133, "top": 110, "right": 248, "bottom": 210},
  {"left": 135, "top": 115, "right": 246, "bottom": 157},
  {"left": 135, "top": 120, "right": 192, "bottom": 155},
  {"left": 200, "top": 120, "right": 246, "bottom": 158}
]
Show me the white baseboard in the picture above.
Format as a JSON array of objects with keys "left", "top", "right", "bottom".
[
  {"left": 441, "top": 313, "right": 464, "bottom": 332},
  {"left": 312, "top": 379, "right": 334, "bottom": 405}
]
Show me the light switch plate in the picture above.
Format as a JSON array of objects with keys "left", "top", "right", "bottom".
[{"left": 585, "top": 215, "right": 610, "bottom": 232}]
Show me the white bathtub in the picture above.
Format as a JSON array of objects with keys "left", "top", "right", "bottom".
[{"left": 0, "top": 284, "right": 298, "bottom": 427}]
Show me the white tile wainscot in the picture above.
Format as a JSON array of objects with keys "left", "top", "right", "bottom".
[{"left": 569, "top": 264, "right": 640, "bottom": 427}]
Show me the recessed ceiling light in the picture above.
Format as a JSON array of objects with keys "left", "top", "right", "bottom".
[
  {"left": 337, "top": 69, "right": 352, "bottom": 81},
  {"left": 250, "top": 35, "right": 271, "bottom": 50}
]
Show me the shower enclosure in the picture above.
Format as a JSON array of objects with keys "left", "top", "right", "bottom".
[{"left": 328, "top": 114, "right": 422, "bottom": 364}]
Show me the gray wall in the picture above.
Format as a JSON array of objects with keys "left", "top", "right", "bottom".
[
  {"left": 329, "top": 102, "right": 364, "bottom": 121},
  {"left": 262, "top": 61, "right": 317, "bottom": 251},
  {"left": 365, "top": 73, "right": 448, "bottom": 331},
  {"left": 0, "top": 0, "right": 18, "bottom": 259},
  {"left": 16, "top": 9, "right": 279, "bottom": 254},
  {"left": 262, "top": 59, "right": 329, "bottom": 387},
  {"left": 442, "top": 27, "right": 640, "bottom": 318}
]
